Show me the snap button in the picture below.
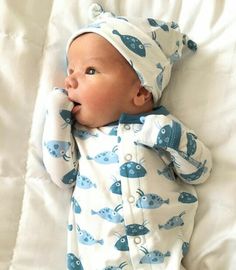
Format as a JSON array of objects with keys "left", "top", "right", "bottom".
[
  {"left": 124, "top": 124, "right": 131, "bottom": 130},
  {"left": 134, "top": 236, "right": 142, "bottom": 245},
  {"left": 128, "top": 196, "right": 135, "bottom": 203},
  {"left": 125, "top": 153, "right": 132, "bottom": 161}
]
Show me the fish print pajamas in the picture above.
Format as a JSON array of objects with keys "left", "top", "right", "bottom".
[{"left": 43, "top": 88, "right": 212, "bottom": 270}]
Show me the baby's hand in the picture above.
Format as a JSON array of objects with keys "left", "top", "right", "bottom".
[
  {"left": 136, "top": 114, "right": 176, "bottom": 148},
  {"left": 47, "top": 87, "right": 74, "bottom": 112},
  {"left": 54, "top": 87, "right": 68, "bottom": 96}
]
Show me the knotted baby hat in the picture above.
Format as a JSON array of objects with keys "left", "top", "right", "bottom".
[{"left": 67, "top": 3, "right": 197, "bottom": 105}]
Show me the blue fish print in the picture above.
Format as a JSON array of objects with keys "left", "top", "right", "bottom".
[
  {"left": 68, "top": 224, "right": 73, "bottom": 231},
  {"left": 156, "top": 63, "right": 164, "bottom": 90},
  {"left": 157, "top": 163, "right": 176, "bottom": 181},
  {"left": 73, "top": 129, "right": 98, "bottom": 140},
  {"left": 60, "top": 109, "right": 73, "bottom": 128},
  {"left": 139, "top": 246, "right": 171, "bottom": 265},
  {"left": 159, "top": 211, "right": 185, "bottom": 230},
  {"left": 170, "top": 44, "right": 181, "bottom": 64},
  {"left": 155, "top": 121, "right": 181, "bottom": 151},
  {"left": 110, "top": 177, "right": 122, "bottom": 195},
  {"left": 62, "top": 168, "right": 77, "bottom": 184},
  {"left": 76, "top": 175, "right": 96, "bottom": 189},
  {"left": 109, "top": 126, "right": 118, "bottom": 136},
  {"left": 186, "top": 132, "right": 197, "bottom": 156},
  {"left": 182, "top": 242, "right": 190, "bottom": 256},
  {"left": 120, "top": 161, "right": 147, "bottom": 178},
  {"left": 77, "top": 225, "right": 104, "bottom": 245},
  {"left": 103, "top": 262, "right": 128, "bottom": 270},
  {"left": 115, "top": 235, "right": 129, "bottom": 251},
  {"left": 71, "top": 197, "right": 81, "bottom": 214},
  {"left": 147, "top": 18, "right": 169, "bottom": 31},
  {"left": 44, "top": 140, "right": 71, "bottom": 161},
  {"left": 112, "top": 30, "right": 146, "bottom": 57},
  {"left": 136, "top": 189, "right": 169, "bottom": 209},
  {"left": 117, "top": 16, "right": 129, "bottom": 22},
  {"left": 171, "top": 21, "right": 179, "bottom": 29},
  {"left": 178, "top": 192, "right": 197, "bottom": 204},
  {"left": 151, "top": 31, "right": 160, "bottom": 46},
  {"left": 87, "top": 146, "right": 118, "bottom": 164},
  {"left": 183, "top": 36, "right": 197, "bottom": 52},
  {"left": 126, "top": 222, "right": 149, "bottom": 236},
  {"left": 91, "top": 204, "right": 124, "bottom": 223},
  {"left": 180, "top": 160, "right": 207, "bottom": 181},
  {"left": 130, "top": 60, "right": 145, "bottom": 85},
  {"left": 67, "top": 253, "right": 84, "bottom": 270}
]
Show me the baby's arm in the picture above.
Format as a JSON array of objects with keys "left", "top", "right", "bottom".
[
  {"left": 136, "top": 110, "right": 212, "bottom": 184},
  {"left": 42, "top": 88, "right": 79, "bottom": 188}
]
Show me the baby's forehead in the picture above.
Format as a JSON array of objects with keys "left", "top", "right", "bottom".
[{"left": 68, "top": 33, "right": 129, "bottom": 66}]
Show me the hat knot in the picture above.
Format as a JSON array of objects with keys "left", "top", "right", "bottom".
[{"left": 89, "top": 3, "right": 116, "bottom": 21}]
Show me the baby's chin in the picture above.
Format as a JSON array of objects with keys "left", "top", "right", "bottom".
[{"left": 74, "top": 115, "right": 118, "bottom": 128}]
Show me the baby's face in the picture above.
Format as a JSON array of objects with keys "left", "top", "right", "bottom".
[{"left": 65, "top": 33, "right": 140, "bottom": 128}]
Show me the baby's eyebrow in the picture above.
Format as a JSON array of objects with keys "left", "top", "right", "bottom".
[{"left": 86, "top": 56, "right": 106, "bottom": 63}]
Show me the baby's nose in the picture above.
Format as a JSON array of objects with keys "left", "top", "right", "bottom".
[{"left": 64, "top": 75, "right": 78, "bottom": 90}]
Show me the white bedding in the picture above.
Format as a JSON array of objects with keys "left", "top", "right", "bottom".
[{"left": 1, "top": 0, "right": 236, "bottom": 269}]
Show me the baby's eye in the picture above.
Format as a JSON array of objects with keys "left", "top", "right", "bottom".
[{"left": 85, "top": 67, "right": 97, "bottom": 75}]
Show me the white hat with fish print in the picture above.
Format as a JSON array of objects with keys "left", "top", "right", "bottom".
[{"left": 66, "top": 3, "right": 197, "bottom": 105}]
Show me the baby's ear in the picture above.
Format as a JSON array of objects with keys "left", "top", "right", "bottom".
[{"left": 133, "top": 87, "right": 153, "bottom": 106}]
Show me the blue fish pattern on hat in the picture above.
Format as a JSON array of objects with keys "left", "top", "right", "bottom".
[
  {"left": 147, "top": 18, "right": 169, "bottom": 31},
  {"left": 156, "top": 63, "right": 164, "bottom": 90},
  {"left": 112, "top": 30, "right": 146, "bottom": 57}
]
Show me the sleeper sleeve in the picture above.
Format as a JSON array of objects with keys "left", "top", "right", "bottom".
[
  {"left": 135, "top": 113, "right": 212, "bottom": 185},
  {"left": 42, "top": 87, "right": 79, "bottom": 189}
]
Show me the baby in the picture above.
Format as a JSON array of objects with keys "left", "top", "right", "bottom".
[{"left": 43, "top": 3, "right": 212, "bottom": 270}]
